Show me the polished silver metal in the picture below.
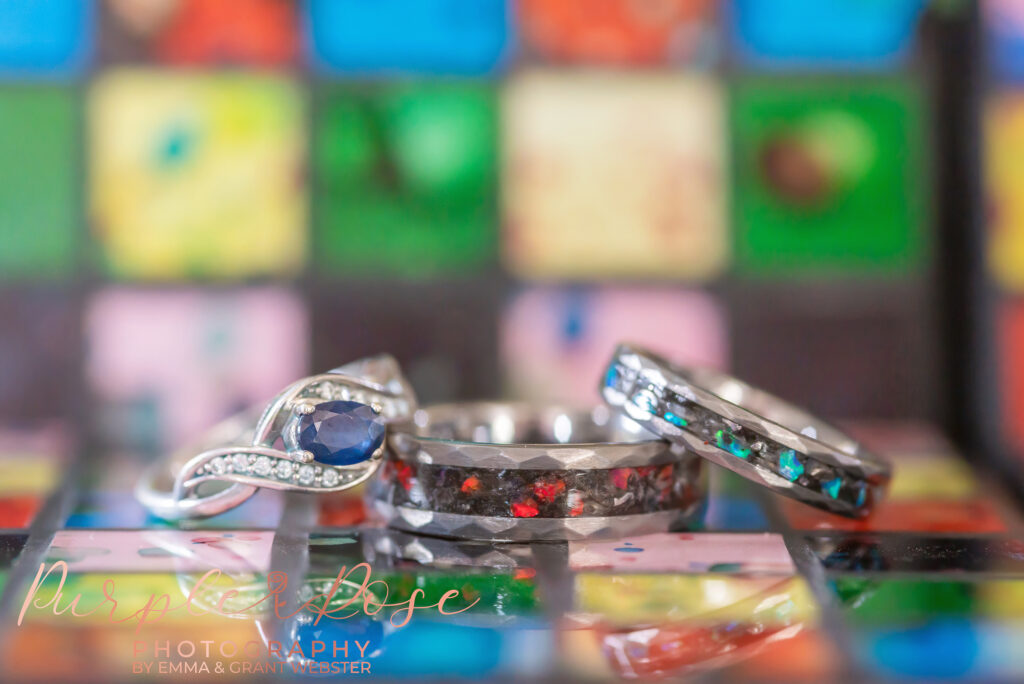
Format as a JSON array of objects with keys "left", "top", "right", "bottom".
[
  {"left": 602, "top": 344, "right": 891, "bottom": 518},
  {"left": 361, "top": 528, "right": 538, "bottom": 569},
  {"left": 137, "top": 355, "right": 417, "bottom": 521},
  {"left": 367, "top": 490, "right": 705, "bottom": 542},
  {"left": 367, "top": 401, "right": 707, "bottom": 541},
  {"left": 394, "top": 402, "right": 678, "bottom": 469}
]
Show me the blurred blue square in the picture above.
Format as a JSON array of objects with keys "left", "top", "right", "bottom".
[
  {"left": 0, "top": 0, "right": 92, "bottom": 76},
  {"left": 702, "top": 494, "right": 770, "bottom": 531},
  {"left": 851, "top": 620, "right": 982, "bottom": 680},
  {"left": 374, "top": 620, "right": 553, "bottom": 678},
  {"left": 306, "top": 0, "right": 510, "bottom": 75},
  {"left": 731, "top": 0, "right": 926, "bottom": 70},
  {"left": 988, "top": 2, "right": 1024, "bottom": 82}
]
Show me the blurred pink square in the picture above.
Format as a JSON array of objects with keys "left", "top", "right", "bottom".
[
  {"left": 46, "top": 530, "right": 275, "bottom": 573},
  {"left": 569, "top": 533, "right": 794, "bottom": 574},
  {"left": 501, "top": 288, "right": 727, "bottom": 402},
  {"left": 86, "top": 287, "right": 308, "bottom": 450}
]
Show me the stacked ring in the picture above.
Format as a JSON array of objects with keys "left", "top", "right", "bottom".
[
  {"left": 366, "top": 402, "right": 706, "bottom": 541},
  {"left": 136, "top": 355, "right": 417, "bottom": 521},
  {"left": 601, "top": 344, "right": 891, "bottom": 518}
]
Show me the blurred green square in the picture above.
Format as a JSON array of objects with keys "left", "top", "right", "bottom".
[
  {"left": 314, "top": 83, "right": 497, "bottom": 277},
  {"left": 832, "top": 578, "right": 975, "bottom": 626},
  {"left": 0, "top": 87, "right": 77, "bottom": 279},
  {"left": 732, "top": 79, "right": 925, "bottom": 276}
]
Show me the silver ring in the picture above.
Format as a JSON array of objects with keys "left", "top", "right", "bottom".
[
  {"left": 602, "top": 344, "right": 890, "bottom": 518},
  {"left": 136, "top": 355, "right": 417, "bottom": 521},
  {"left": 367, "top": 401, "right": 707, "bottom": 541}
]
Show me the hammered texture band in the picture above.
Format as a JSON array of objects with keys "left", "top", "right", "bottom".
[
  {"left": 367, "top": 402, "right": 707, "bottom": 541},
  {"left": 602, "top": 344, "right": 890, "bottom": 518}
]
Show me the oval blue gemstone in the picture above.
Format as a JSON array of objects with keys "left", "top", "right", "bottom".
[{"left": 297, "top": 400, "right": 385, "bottom": 466}]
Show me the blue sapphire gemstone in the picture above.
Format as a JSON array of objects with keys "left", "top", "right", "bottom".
[{"left": 297, "top": 400, "right": 385, "bottom": 466}]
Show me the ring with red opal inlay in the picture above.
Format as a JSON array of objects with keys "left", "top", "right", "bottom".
[{"left": 366, "top": 402, "right": 707, "bottom": 541}]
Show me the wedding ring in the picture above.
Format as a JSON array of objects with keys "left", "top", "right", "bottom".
[
  {"left": 367, "top": 401, "right": 707, "bottom": 541},
  {"left": 137, "top": 355, "right": 417, "bottom": 521},
  {"left": 601, "top": 344, "right": 890, "bottom": 518}
]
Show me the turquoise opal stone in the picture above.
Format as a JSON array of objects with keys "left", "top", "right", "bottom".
[
  {"left": 822, "top": 477, "right": 842, "bottom": 499},
  {"left": 715, "top": 429, "right": 751, "bottom": 459},
  {"left": 664, "top": 412, "right": 687, "bottom": 427},
  {"left": 856, "top": 484, "right": 867, "bottom": 507},
  {"left": 298, "top": 400, "right": 385, "bottom": 466},
  {"left": 778, "top": 449, "right": 804, "bottom": 481},
  {"left": 604, "top": 366, "right": 620, "bottom": 388},
  {"left": 631, "top": 390, "right": 658, "bottom": 413}
]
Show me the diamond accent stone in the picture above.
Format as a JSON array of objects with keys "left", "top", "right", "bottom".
[
  {"left": 253, "top": 456, "right": 272, "bottom": 476},
  {"left": 231, "top": 454, "right": 250, "bottom": 472},
  {"left": 321, "top": 469, "right": 340, "bottom": 487},
  {"left": 298, "top": 464, "right": 316, "bottom": 485},
  {"left": 275, "top": 460, "right": 294, "bottom": 479},
  {"left": 209, "top": 457, "right": 227, "bottom": 475}
]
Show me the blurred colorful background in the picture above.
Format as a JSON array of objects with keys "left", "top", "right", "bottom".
[
  {"left": 1, "top": 0, "right": 1006, "bottom": 471},
  {"left": 3, "top": 0, "right": 1024, "bottom": 682},
  {"left": 0, "top": 0, "right": 954, "bottom": 451}
]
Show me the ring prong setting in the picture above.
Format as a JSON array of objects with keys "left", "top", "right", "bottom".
[
  {"left": 289, "top": 449, "right": 315, "bottom": 463},
  {"left": 291, "top": 402, "right": 317, "bottom": 416}
]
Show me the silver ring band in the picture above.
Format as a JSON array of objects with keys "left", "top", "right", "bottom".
[
  {"left": 366, "top": 401, "right": 707, "bottom": 541},
  {"left": 602, "top": 344, "right": 890, "bottom": 518},
  {"left": 360, "top": 528, "right": 539, "bottom": 569},
  {"left": 136, "top": 355, "right": 417, "bottom": 521}
]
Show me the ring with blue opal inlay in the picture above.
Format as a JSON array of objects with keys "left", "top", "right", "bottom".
[
  {"left": 136, "top": 355, "right": 417, "bottom": 521},
  {"left": 601, "top": 344, "right": 891, "bottom": 518}
]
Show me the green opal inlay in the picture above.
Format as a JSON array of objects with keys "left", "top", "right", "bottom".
[
  {"left": 715, "top": 429, "right": 751, "bottom": 459},
  {"left": 663, "top": 411, "right": 687, "bottom": 427},
  {"left": 778, "top": 449, "right": 804, "bottom": 481}
]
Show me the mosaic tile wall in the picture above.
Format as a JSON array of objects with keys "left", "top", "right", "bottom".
[
  {"left": 1, "top": 6, "right": 1024, "bottom": 683},
  {"left": 0, "top": 0, "right": 947, "bottom": 461}
]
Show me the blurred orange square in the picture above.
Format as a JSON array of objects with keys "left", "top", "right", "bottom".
[
  {"left": 318, "top": 494, "right": 367, "bottom": 527},
  {"left": 779, "top": 497, "right": 1009, "bottom": 534},
  {"left": 727, "top": 629, "right": 841, "bottom": 683},
  {"left": 518, "top": 0, "right": 717, "bottom": 65},
  {"left": 1000, "top": 300, "right": 1024, "bottom": 450},
  {"left": 156, "top": 0, "right": 298, "bottom": 65},
  {"left": 0, "top": 495, "right": 43, "bottom": 529},
  {"left": 103, "top": 0, "right": 299, "bottom": 65}
]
